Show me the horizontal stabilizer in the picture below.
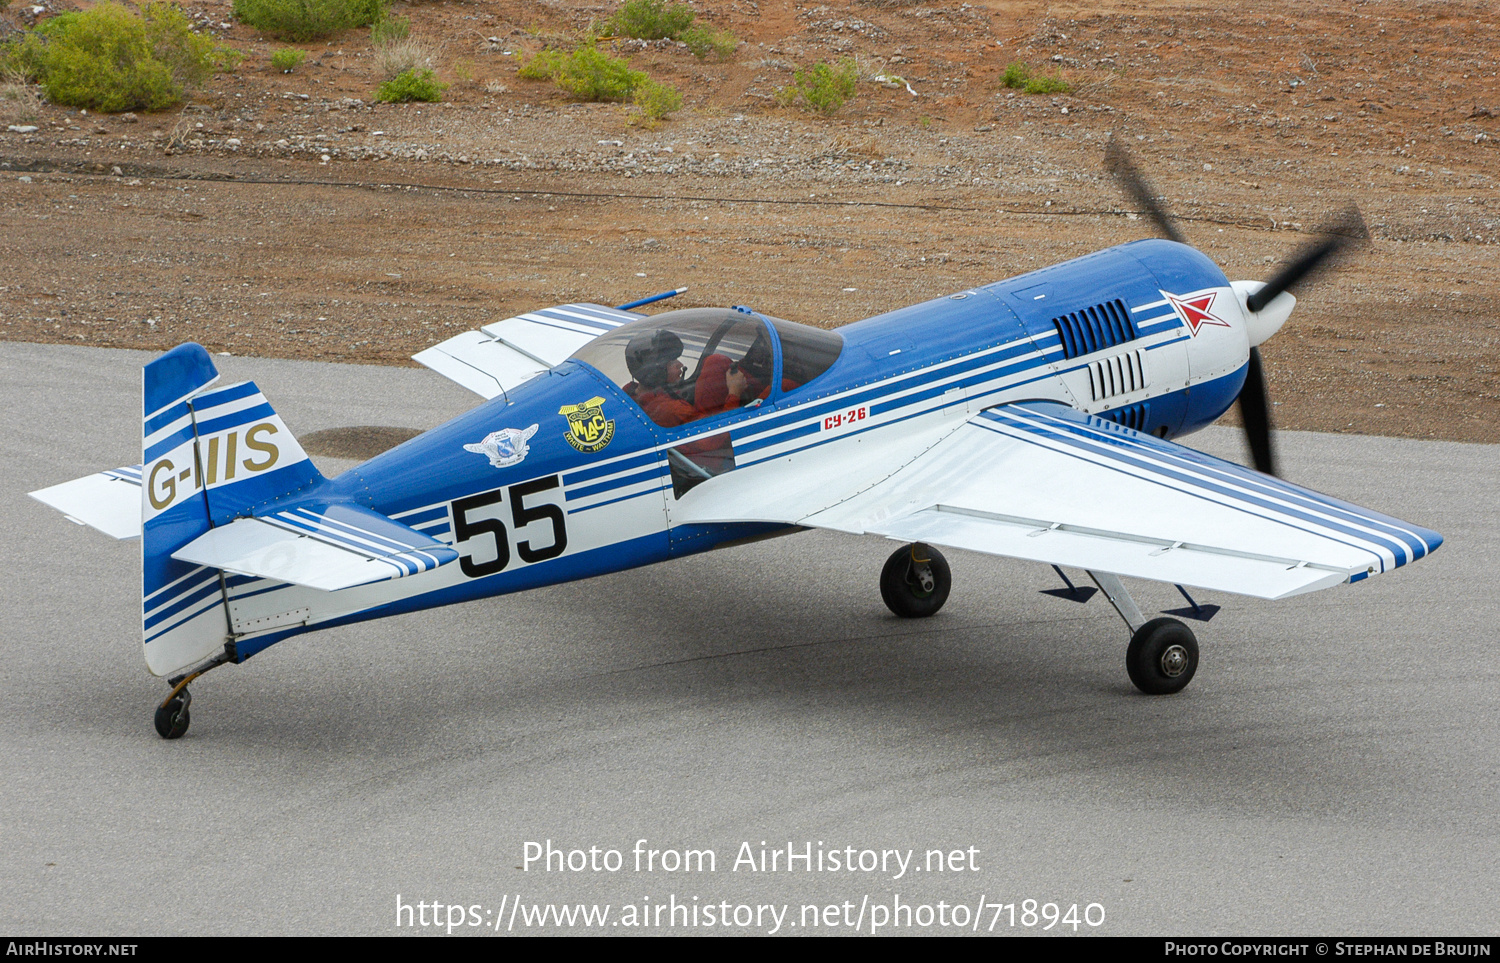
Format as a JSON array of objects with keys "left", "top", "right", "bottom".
[
  {"left": 414, "top": 303, "right": 642, "bottom": 399},
  {"left": 173, "top": 502, "right": 458, "bottom": 592},
  {"left": 30, "top": 465, "right": 143, "bottom": 540}
]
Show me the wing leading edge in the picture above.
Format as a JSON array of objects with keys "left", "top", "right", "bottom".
[{"left": 779, "top": 402, "right": 1439, "bottom": 600}]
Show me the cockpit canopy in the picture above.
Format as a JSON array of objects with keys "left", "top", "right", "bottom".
[{"left": 569, "top": 307, "right": 843, "bottom": 428}]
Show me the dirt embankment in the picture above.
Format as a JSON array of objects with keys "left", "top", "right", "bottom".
[{"left": 2, "top": 0, "right": 1496, "bottom": 441}]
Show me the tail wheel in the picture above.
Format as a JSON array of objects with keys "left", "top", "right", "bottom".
[
  {"left": 154, "top": 696, "right": 191, "bottom": 739},
  {"left": 1126, "top": 617, "right": 1199, "bottom": 694},
  {"left": 879, "top": 542, "right": 951, "bottom": 618}
]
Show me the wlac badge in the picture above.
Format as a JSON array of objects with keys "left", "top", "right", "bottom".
[{"left": 559, "top": 396, "right": 615, "bottom": 453}]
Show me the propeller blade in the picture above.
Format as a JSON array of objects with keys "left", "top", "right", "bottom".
[
  {"left": 1236, "top": 346, "right": 1277, "bottom": 476},
  {"left": 1246, "top": 204, "right": 1369, "bottom": 313},
  {"left": 1104, "top": 135, "right": 1188, "bottom": 244}
]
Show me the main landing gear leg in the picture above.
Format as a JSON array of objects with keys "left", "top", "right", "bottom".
[
  {"left": 1086, "top": 571, "right": 1198, "bottom": 695},
  {"left": 154, "top": 650, "right": 231, "bottom": 740}
]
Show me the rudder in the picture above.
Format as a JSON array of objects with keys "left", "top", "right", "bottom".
[{"left": 140, "top": 344, "right": 324, "bottom": 676}]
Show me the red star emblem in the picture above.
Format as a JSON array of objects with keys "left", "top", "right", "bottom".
[{"left": 1165, "top": 290, "right": 1231, "bottom": 336}]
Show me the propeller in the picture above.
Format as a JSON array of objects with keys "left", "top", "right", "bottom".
[
  {"left": 1104, "top": 136, "right": 1187, "bottom": 245},
  {"left": 1245, "top": 204, "right": 1369, "bottom": 313},
  {"left": 1103, "top": 135, "right": 1369, "bottom": 476}
]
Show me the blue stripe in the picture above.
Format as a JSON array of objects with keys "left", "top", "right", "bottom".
[
  {"left": 562, "top": 449, "right": 663, "bottom": 486},
  {"left": 567, "top": 303, "right": 637, "bottom": 322},
  {"left": 981, "top": 408, "right": 1413, "bottom": 567},
  {"left": 734, "top": 340, "right": 1038, "bottom": 445},
  {"left": 290, "top": 509, "right": 419, "bottom": 552},
  {"left": 733, "top": 362, "right": 1077, "bottom": 470},
  {"left": 144, "top": 594, "right": 223, "bottom": 644},
  {"left": 566, "top": 486, "right": 663, "bottom": 514},
  {"left": 143, "top": 401, "right": 191, "bottom": 438},
  {"left": 196, "top": 401, "right": 275, "bottom": 437},
  {"left": 145, "top": 567, "right": 217, "bottom": 612},
  {"left": 268, "top": 513, "right": 403, "bottom": 555},
  {"left": 734, "top": 341, "right": 1057, "bottom": 460},
  {"left": 143, "top": 579, "right": 222, "bottom": 632},
  {"left": 568, "top": 465, "right": 668, "bottom": 501},
  {"left": 192, "top": 381, "right": 263, "bottom": 409},
  {"left": 144, "top": 425, "right": 198, "bottom": 462},
  {"left": 1001, "top": 404, "right": 1438, "bottom": 560},
  {"left": 226, "top": 580, "right": 294, "bottom": 603},
  {"left": 736, "top": 420, "right": 822, "bottom": 457},
  {"left": 394, "top": 506, "right": 448, "bottom": 526},
  {"left": 535, "top": 310, "right": 615, "bottom": 332}
]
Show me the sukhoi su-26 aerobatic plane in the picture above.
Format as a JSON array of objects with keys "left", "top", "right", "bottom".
[{"left": 30, "top": 145, "right": 1442, "bottom": 738}]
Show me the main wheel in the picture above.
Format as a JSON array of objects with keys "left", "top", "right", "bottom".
[
  {"left": 1126, "top": 617, "right": 1199, "bottom": 695},
  {"left": 879, "top": 543, "right": 951, "bottom": 618},
  {"left": 154, "top": 696, "right": 190, "bottom": 739}
]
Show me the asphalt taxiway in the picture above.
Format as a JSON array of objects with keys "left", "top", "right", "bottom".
[{"left": 2, "top": 341, "right": 1496, "bottom": 936}]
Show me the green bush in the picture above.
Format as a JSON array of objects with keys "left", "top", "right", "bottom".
[
  {"left": 680, "top": 24, "right": 736, "bottom": 61},
  {"left": 516, "top": 47, "right": 566, "bottom": 81},
  {"left": 8, "top": 2, "right": 239, "bottom": 113},
  {"left": 232, "top": 0, "right": 383, "bottom": 42},
  {"left": 375, "top": 66, "right": 446, "bottom": 102},
  {"left": 600, "top": 0, "right": 693, "bottom": 41},
  {"left": 630, "top": 76, "right": 681, "bottom": 124},
  {"left": 270, "top": 47, "right": 305, "bottom": 71},
  {"left": 597, "top": 0, "right": 735, "bottom": 60},
  {"left": 1001, "top": 60, "right": 1071, "bottom": 95},
  {"left": 369, "top": 13, "right": 408, "bottom": 46},
  {"left": 518, "top": 43, "right": 644, "bottom": 102},
  {"left": 777, "top": 58, "right": 857, "bottom": 114}
]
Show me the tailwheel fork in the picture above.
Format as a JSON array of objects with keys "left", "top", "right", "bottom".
[{"left": 154, "top": 651, "right": 231, "bottom": 740}]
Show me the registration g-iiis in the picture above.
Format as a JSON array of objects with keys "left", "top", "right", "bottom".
[{"left": 30, "top": 144, "right": 1441, "bottom": 739}]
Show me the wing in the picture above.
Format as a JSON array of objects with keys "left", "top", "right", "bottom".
[
  {"left": 29, "top": 465, "right": 143, "bottom": 540},
  {"left": 171, "top": 501, "right": 458, "bottom": 592},
  {"left": 711, "top": 402, "right": 1441, "bottom": 600},
  {"left": 413, "top": 302, "right": 643, "bottom": 399}
]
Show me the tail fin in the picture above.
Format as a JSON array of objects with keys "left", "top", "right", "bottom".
[{"left": 141, "top": 344, "right": 324, "bottom": 676}]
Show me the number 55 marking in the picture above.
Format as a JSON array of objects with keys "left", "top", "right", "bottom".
[{"left": 450, "top": 474, "right": 569, "bottom": 579}]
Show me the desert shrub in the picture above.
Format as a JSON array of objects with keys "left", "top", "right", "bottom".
[
  {"left": 516, "top": 47, "right": 565, "bottom": 80},
  {"left": 1001, "top": 60, "right": 1070, "bottom": 95},
  {"left": 270, "top": 47, "right": 305, "bottom": 71},
  {"left": 145, "top": 2, "right": 241, "bottom": 86},
  {"left": 8, "top": 2, "right": 239, "bottom": 113},
  {"left": 630, "top": 75, "right": 681, "bottom": 124},
  {"left": 232, "top": 0, "right": 383, "bottom": 42},
  {"left": 0, "top": 69, "right": 43, "bottom": 122},
  {"left": 680, "top": 25, "right": 736, "bottom": 61},
  {"left": 373, "top": 34, "right": 435, "bottom": 78},
  {"left": 369, "top": 13, "right": 407, "bottom": 45},
  {"left": 600, "top": 0, "right": 693, "bottom": 41},
  {"left": 375, "top": 66, "right": 445, "bottom": 102},
  {"left": 777, "top": 58, "right": 857, "bottom": 114},
  {"left": 370, "top": 14, "right": 433, "bottom": 79},
  {"left": 518, "top": 43, "right": 643, "bottom": 102},
  {"left": 598, "top": 0, "right": 735, "bottom": 61}
]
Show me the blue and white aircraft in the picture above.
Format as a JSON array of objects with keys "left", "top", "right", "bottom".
[{"left": 30, "top": 155, "right": 1442, "bottom": 739}]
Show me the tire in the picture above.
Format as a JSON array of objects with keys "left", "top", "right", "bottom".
[
  {"left": 154, "top": 697, "right": 190, "bottom": 739},
  {"left": 1126, "top": 617, "right": 1199, "bottom": 695},
  {"left": 879, "top": 543, "right": 951, "bottom": 618}
]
